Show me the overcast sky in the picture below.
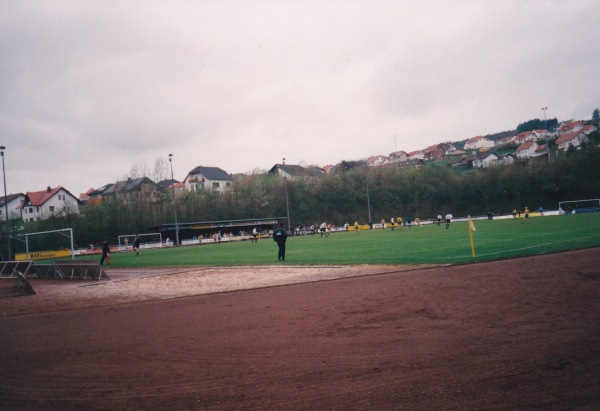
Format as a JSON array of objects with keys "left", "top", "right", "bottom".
[{"left": 1, "top": 0, "right": 599, "bottom": 196}]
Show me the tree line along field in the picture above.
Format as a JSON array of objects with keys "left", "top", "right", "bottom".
[{"left": 70, "top": 212, "right": 600, "bottom": 267}]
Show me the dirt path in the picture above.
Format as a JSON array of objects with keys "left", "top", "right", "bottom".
[{"left": 1, "top": 249, "right": 599, "bottom": 410}]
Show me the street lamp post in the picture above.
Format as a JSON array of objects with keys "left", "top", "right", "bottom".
[
  {"left": 0, "top": 146, "right": 10, "bottom": 260},
  {"left": 282, "top": 158, "right": 291, "bottom": 230},
  {"left": 366, "top": 175, "right": 372, "bottom": 228},
  {"left": 542, "top": 107, "right": 550, "bottom": 160},
  {"left": 168, "top": 154, "right": 180, "bottom": 246}
]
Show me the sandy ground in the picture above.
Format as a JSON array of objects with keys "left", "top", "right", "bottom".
[{"left": 1, "top": 249, "right": 599, "bottom": 410}]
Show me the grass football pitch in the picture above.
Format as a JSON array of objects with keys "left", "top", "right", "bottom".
[{"left": 74, "top": 212, "right": 600, "bottom": 267}]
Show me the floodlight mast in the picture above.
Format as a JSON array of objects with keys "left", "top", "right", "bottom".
[
  {"left": 0, "top": 146, "right": 10, "bottom": 260},
  {"left": 169, "top": 154, "right": 180, "bottom": 246},
  {"left": 283, "top": 158, "right": 291, "bottom": 230},
  {"left": 542, "top": 107, "right": 550, "bottom": 161}
]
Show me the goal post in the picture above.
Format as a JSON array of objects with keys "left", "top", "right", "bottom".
[
  {"left": 558, "top": 199, "right": 600, "bottom": 213},
  {"left": 15, "top": 228, "right": 75, "bottom": 261},
  {"left": 118, "top": 233, "right": 163, "bottom": 250}
]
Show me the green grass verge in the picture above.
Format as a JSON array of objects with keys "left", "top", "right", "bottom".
[{"left": 64, "top": 212, "right": 600, "bottom": 267}]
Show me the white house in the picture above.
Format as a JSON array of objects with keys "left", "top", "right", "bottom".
[
  {"left": 388, "top": 150, "right": 409, "bottom": 163},
  {"left": 184, "top": 166, "right": 233, "bottom": 193},
  {"left": 555, "top": 131, "right": 589, "bottom": 152},
  {"left": 0, "top": 193, "right": 25, "bottom": 221},
  {"left": 20, "top": 186, "right": 81, "bottom": 222},
  {"left": 407, "top": 150, "right": 424, "bottom": 160},
  {"left": 464, "top": 136, "right": 495, "bottom": 150},
  {"left": 513, "top": 131, "right": 538, "bottom": 145},
  {"left": 473, "top": 152, "right": 499, "bottom": 168},
  {"left": 516, "top": 141, "right": 539, "bottom": 159},
  {"left": 498, "top": 154, "right": 515, "bottom": 166}
]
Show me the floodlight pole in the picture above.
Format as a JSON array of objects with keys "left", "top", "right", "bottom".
[
  {"left": 169, "top": 154, "right": 180, "bottom": 246},
  {"left": 366, "top": 175, "right": 372, "bottom": 228},
  {"left": 542, "top": 107, "right": 550, "bottom": 161},
  {"left": 0, "top": 146, "right": 10, "bottom": 260},
  {"left": 283, "top": 158, "right": 291, "bottom": 230}
]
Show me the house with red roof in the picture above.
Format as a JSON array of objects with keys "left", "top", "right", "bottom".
[
  {"left": 20, "top": 186, "right": 81, "bottom": 222},
  {"left": 516, "top": 142, "right": 539, "bottom": 159},
  {"left": 366, "top": 155, "right": 387, "bottom": 167},
  {"left": 555, "top": 131, "right": 589, "bottom": 152},
  {"left": 407, "top": 150, "right": 424, "bottom": 160},
  {"left": 513, "top": 131, "right": 538, "bottom": 145},
  {"left": 464, "top": 136, "right": 495, "bottom": 151},
  {"left": 422, "top": 144, "right": 447, "bottom": 160},
  {"left": 558, "top": 120, "right": 584, "bottom": 135}
]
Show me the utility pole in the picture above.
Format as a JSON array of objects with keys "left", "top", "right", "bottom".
[
  {"left": 542, "top": 107, "right": 550, "bottom": 161},
  {"left": 0, "top": 146, "right": 10, "bottom": 260},
  {"left": 168, "top": 154, "right": 180, "bottom": 246}
]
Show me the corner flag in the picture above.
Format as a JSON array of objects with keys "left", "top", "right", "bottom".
[
  {"left": 468, "top": 215, "right": 476, "bottom": 233},
  {"left": 468, "top": 215, "right": 476, "bottom": 257}
]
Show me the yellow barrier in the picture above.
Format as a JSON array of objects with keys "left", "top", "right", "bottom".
[{"left": 15, "top": 250, "right": 72, "bottom": 261}]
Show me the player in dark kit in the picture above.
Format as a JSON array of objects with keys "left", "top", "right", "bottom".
[{"left": 273, "top": 223, "right": 288, "bottom": 261}]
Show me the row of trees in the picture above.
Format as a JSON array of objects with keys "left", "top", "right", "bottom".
[{"left": 2, "top": 145, "right": 600, "bottom": 257}]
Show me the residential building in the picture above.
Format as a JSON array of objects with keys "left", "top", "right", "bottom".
[
  {"left": 422, "top": 144, "right": 447, "bottom": 161},
  {"left": 269, "top": 164, "right": 326, "bottom": 179},
  {"left": 473, "top": 152, "right": 499, "bottom": 168},
  {"left": 555, "top": 131, "right": 589, "bottom": 152},
  {"left": 0, "top": 193, "right": 25, "bottom": 221},
  {"left": 388, "top": 151, "right": 409, "bottom": 163},
  {"left": 107, "top": 177, "right": 160, "bottom": 204},
  {"left": 558, "top": 120, "right": 584, "bottom": 135},
  {"left": 85, "top": 184, "right": 114, "bottom": 206},
  {"left": 20, "top": 186, "right": 80, "bottom": 222},
  {"left": 516, "top": 141, "right": 539, "bottom": 159},
  {"left": 407, "top": 150, "right": 424, "bottom": 160},
  {"left": 497, "top": 154, "right": 515, "bottom": 166},
  {"left": 185, "top": 166, "right": 233, "bottom": 193},
  {"left": 396, "top": 159, "right": 425, "bottom": 170},
  {"left": 464, "top": 136, "right": 495, "bottom": 150},
  {"left": 366, "top": 155, "right": 387, "bottom": 167},
  {"left": 496, "top": 136, "right": 516, "bottom": 146}
]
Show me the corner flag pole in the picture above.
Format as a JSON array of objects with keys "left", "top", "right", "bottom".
[{"left": 468, "top": 215, "right": 476, "bottom": 257}]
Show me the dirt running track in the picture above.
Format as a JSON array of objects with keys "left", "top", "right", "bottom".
[{"left": 1, "top": 248, "right": 600, "bottom": 410}]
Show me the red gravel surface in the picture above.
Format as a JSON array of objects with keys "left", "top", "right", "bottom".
[{"left": 1, "top": 248, "right": 600, "bottom": 410}]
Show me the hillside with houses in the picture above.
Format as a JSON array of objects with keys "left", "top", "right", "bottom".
[{"left": 1, "top": 118, "right": 598, "bottom": 225}]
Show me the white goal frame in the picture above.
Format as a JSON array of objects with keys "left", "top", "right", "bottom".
[
  {"left": 16, "top": 228, "right": 75, "bottom": 261},
  {"left": 118, "top": 233, "right": 163, "bottom": 249},
  {"left": 558, "top": 199, "right": 600, "bottom": 212}
]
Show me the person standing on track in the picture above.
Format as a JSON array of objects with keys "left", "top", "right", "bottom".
[
  {"left": 273, "top": 223, "right": 288, "bottom": 261},
  {"left": 100, "top": 240, "right": 110, "bottom": 266}
]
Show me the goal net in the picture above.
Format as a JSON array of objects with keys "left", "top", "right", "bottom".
[
  {"left": 14, "top": 228, "right": 75, "bottom": 261},
  {"left": 118, "top": 233, "right": 163, "bottom": 250},
  {"left": 558, "top": 199, "right": 600, "bottom": 213}
]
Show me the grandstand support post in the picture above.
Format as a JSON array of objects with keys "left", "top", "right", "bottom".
[
  {"left": 169, "top": 153, "right": 180, "bottom": 246},
  {"left": 1, "top": 145, "right": 10, "bottom": 260}
]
